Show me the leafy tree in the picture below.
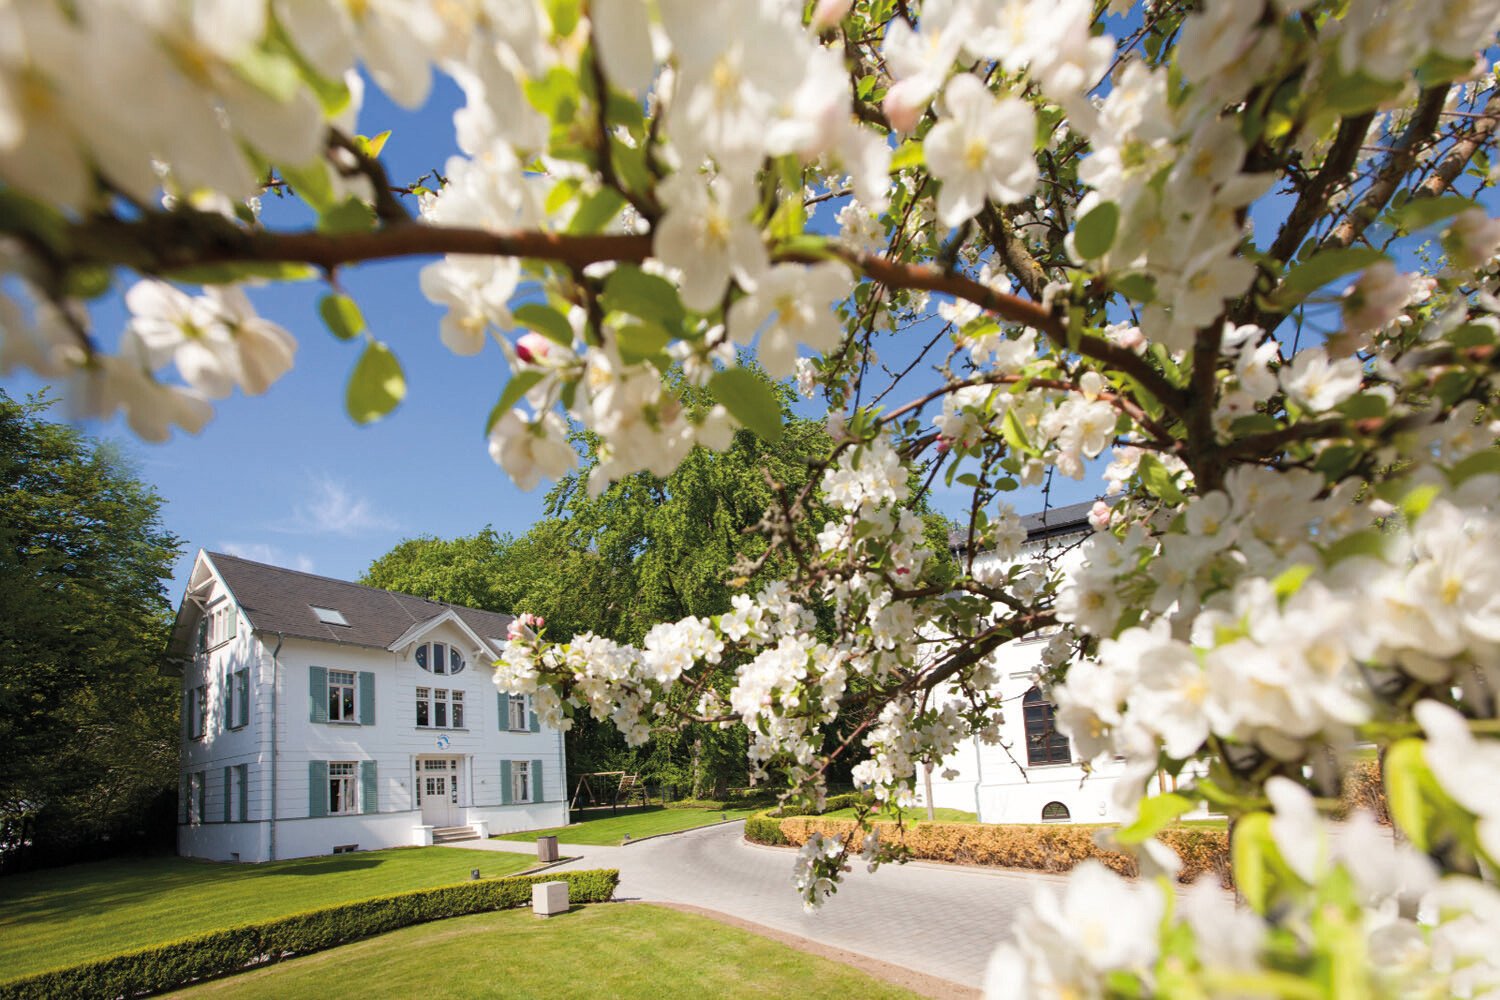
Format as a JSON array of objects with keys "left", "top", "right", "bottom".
[{"left": 0, "top": 392, "right": 182, "bottom": 870}]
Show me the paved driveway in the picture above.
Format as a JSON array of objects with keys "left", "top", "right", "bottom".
[{"left": 463, "top": 821, "right": 1057, "bottom": 990}]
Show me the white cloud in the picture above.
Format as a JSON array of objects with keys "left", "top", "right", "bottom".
[
  {"left": 219, "top": 541, "right": 315, "bottom": 573},
  {"left": 272, "top": 473, "right": 397, "bottom": 537}
]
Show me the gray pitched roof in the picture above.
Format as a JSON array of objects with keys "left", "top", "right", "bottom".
[
  {"left": 947, "top": 498, "right": 1103, "bottom": 553},
  {"left": 200, "top": 551, "right": 515, "bottom": 652}
]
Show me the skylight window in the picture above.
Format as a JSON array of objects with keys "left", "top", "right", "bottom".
[{"left": 311, "top": 605, "right": 349, "bottom": 626}]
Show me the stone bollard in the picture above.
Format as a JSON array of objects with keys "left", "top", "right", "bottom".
[
  {"left": 537, "top": 834, "right": 559, "bottom": 862},
  {"left": 532, "top": 881, "right": 569, "bottom": 918}
]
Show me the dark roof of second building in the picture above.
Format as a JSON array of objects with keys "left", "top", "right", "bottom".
[
  {"left": 204, "top": 551, "right": 515, "bottom": 651},
  {"left": 947, "top": 498, "right": 1100, "bottom": 553}
]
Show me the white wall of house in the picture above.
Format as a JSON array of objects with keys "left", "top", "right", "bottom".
[{"left": 177, "top": 563, "right": 567, "bottom": 863}]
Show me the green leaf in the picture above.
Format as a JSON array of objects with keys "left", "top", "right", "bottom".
[
  {"left": 1232, "top": 813, "right": 1275, "bottom": 914},
  {"left": 1273, "top": 247, "right": 1388, "bottom": 308},
  {"left": 279, "top": 162, "right": 336, "bottom": 213},
  {"left": 318, "top": 197, "right": 376, "bottom": 235},
  {"left": 545, "top": 178, "right": 581, "bottom": 216},
  {"left": 63, "top": 265, "right": 112, "bottom": 300},
  {"left": 163, "top": 261, "right": 317, "bottom": 285},
  {"left": 524, "top": 66, "right": 578, "bottom": 121},
  {"left": 1271, "top": 563, "right": 1315, "bottom": 600},
  {"left": 1383, "top": 739, "right": 1434, "bottom": 851},
  {"left": 266, "top": 13, "right": 350, "bottom": 116},
  {"left": 0, "top": 189, "right": 70, "bottom": 255},
  {"left": 544, "top": 0, "right": 581, "bottom": 35},
  {"left": 614, "top": 322, "right": 671, "bottom": 363},
  {"left": 345, "top": 341, "right": 406, "bottom": 425},
  {"left": 357, "top": 130, "right": 391, "bottom": 159},
  {"left": 602, "top": 266, "right": 686, "bottom": 330},
  {"left": 1138, "top": 453, "right": 1186, "bottom": 505},
  {"left": 1322, "top": 528, "right": 1388, "bottom": 565},
  {"left": 1111, "top": 273, "right": 1156, "bottom": 303},
  {"left": 1324, "top": 71, "right": 1405, "bottom": 116},
  {"left": 1448, "top": 449, "right": 1500, "bottom": 484},
  {"left": 710, "top": 368, "right": 784, "bottom": 444},
  {"left": 1337, "top": 392, "right": 1387, "bottom": 421},
  {"left": 1000, "top": 408, "right": 1033, "bottom": 456},
  {"left": 1115, "top": 793, "right": 1195, "bottom": 845},
  {"left": 486, "top": 371, "right": 547, "bottom": 433},
  {"left": 890, "top": 141, "right": 924, "bottom": 171},
  {"left": 769, "top": 195, "right": 806, "bottom": 242},
  {"left": 512, "top": 303, "right": 574, "bottom": 348},
  {"left": 1389, "top": 195, "right": 1477, "bottom": 234},
  {"left": 1401, "top": 482, "right": 1442, "bottom": 521},
  {"left": 567, "top": 187, "right": 626, "bottom": 234},
  {"left": 233, "top": 46, "right": 301, "bottom": 102},
  {"left": 319, "top": 294, "right": 365, "bottom": 341},
  {"left": 1074, "top": 201, "right": 1119, "bottom": 260}
]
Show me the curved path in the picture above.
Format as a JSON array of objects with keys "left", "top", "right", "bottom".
[{"left": 462, "top": 821, "right": 1060, "bottom": 992}]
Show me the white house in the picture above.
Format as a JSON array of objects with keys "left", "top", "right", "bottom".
[
  {"left": 919, "top": 500, "right": 1139, "bottom": 825},
  {"left": 166, "top": 551, "right": 568, "bottom": 862}
]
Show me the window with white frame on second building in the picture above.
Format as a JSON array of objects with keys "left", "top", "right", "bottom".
[
  {"left": 328, "top": 761, "right": 358, "bottom": 814},
  {"left": 327, "top": 670, "right": 356, "bottom": 722},
  {"left": 511, "top": 760, "right": 530, "bottom": 803},
  {"left": 191, "top": 684, "right": 207, "bottom": 738},
  {"left": 415, "top": 687, "right": 464, "bottom": 728},
  {"left": 506, "top": 694, "right": 528, "bottom": 731}
]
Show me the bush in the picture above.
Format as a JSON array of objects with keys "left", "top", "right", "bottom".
[
  {"left": 0, "top": 868, "right": 619, "bottom": 1000},
  {"left": 742, "top": 793, "right": 865, "bottom": 847},
  {"left": 1339, "top": 758, "right": 1390, "bottom": 825},
  {"left": 777, "top": 818, "right": 1232, "bottom": 888}
]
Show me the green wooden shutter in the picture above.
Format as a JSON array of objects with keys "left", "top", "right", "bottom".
[
  {"left": 532, "top": 759, "right": 544, "bottom": 802},
  {"left": 197, "top": 773, "right": 206, "bottom": 822},
  {"left": 529, "top": 697, "right": 539, "bottom": 732},
  {"left": 236, "top": 670, "right": 249, "bottom": 728},
  {"left": 358, "top": 672, "right": 375, "bottom": 726},
  {"left": 309, "top": 666, "right": 328, "bottom": 723},
  {"left": 497, "top": 692, "right": 504, "bottom": 730},
  {"left": 238, "top": 764, "right": 249, "bottom": 821},
  {"left": 500, "top": 760, "right": 513, "bottom": 805},
  {"left": 223, "top": 766, "right": 232, "bottom": 822},
  {"left": 360, "top": 760, "right": 378, "bottom": 814},
  {"left": 308, "top": 761, "right": 329, "bottom": 817}
]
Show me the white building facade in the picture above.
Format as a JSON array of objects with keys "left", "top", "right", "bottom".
[
  {"left": 919, "top": 501, "right": 1137, "bottom": 825},
  {"left": 168, "top": 551, "right": 567, "bottom": 862}
]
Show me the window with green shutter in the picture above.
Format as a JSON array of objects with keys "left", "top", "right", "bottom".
[
  {"left": 223, "top": 766, "right": 231, "bottom": 823},
  {"left": 500, "top": 759, "right": 512, "bottom": 805},
  {"left": 237, "top": 764, "right": 248, "bottom": 821},
  {"left": 529, "top": 700, "right": 539, "bottom": 732},
  {"left": 309, "top": 666, "right": 328, "bottom": 723},
  {"left": 222, "top": 666, "right": 231, "bottom": 730},
  {"left": 234, "top": 669, "right": 250, "bottom": 728},
  {"left": 532, "top": 758, "right": 544, "bottom": 802},
  {"left": 358, "top": 671, "right": 375, "bottom": 725},
  {"left": 308, "top": 760, "right": 329, "bottom": 817},
  {"left": 360, "top": 760, "right": 378, "bottom": 814}
]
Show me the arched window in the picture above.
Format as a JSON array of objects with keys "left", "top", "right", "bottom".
[
  {"left": 1022, "top": 686, "right": 1071, "bottom": 766},
  {"left": 414, "top": 642, "right": 465, "bottom": 675},
  {"left": 1042, "top": 801, "right": 1070, "bottom": 822}
]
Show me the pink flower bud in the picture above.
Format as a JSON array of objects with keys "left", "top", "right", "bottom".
[
  {"left": 935, "top": 436, "right": 952, "bottom": 453},
  {"left": 1088, "top": 500, "right": 1112, "bottom": 531},
  {"left": 516, "top": 332, "right": 552, "bottom": 365},
  {"left": 811, "top": 0, "right": 852, "bottom": 30}
]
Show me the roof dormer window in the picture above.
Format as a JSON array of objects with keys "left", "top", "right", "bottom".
[
  {"left": 311, "top": 605, "right": 349, "bottom": 626},
  {"left": 414, "top": 641, "right": 465, "bottom": 675}
]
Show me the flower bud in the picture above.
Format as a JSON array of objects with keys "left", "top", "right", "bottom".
[{"left": 515, "top": 331, "right": 552, "bottom": 365}]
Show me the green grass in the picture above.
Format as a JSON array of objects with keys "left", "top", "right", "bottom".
[
  {"left": 166, "top": 903, "right": 923, "bottom": 999},
  {"left": 821, "top": 805, "right": 981, "bottom": 824},
  {"left": 494, "top": 805, "right": 757, "bottom": 845},
  {"left": 0, "top": 847, "right": 534, "bottom": 980}
]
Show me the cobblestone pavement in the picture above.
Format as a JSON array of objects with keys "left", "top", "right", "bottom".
[{"left": 462, "top": 821, "right": 1057, "bottom": 990}]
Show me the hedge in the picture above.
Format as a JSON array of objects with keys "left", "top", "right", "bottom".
[
  {"left": 0, "top": 868, "right": 619, "bottom": 1000},
  {"left": 777, "top": 817, "right": 1231, "bottom": 887},
  {"left": 742, "top": 793, "right": 865, "bottom": 846}
]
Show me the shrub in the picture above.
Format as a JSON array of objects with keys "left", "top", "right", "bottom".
[
  {"left": 0, "top": 868, "right": 619, "bottom": 1000},
  {"left": 778, "top": 818, "right": 1232, "bottom": 888},
  {"left": 1339, "top": 758, "right": 1390, "bottom": 825},
  {"left": 742, "top": 793, "right": 865, "bottom": 847}
]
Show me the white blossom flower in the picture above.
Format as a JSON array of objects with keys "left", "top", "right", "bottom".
[{"left": 924, "top": 74, "right": 1037, "bottom": 227}]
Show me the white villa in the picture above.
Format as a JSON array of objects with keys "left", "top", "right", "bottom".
[
  {"left": 166, "top": 551, "right": 568, "bottom": 862},
  {"left": 918, "top": 500, "right": 1137, "bottom": 825}
]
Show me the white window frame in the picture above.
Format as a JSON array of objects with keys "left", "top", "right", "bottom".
[
  {"left": 328, "top": 670, "right": 356, "bottom": 723},
  {"left": 192, "top": 685, "right": 207, "bottom": 739},
  {"left": 233, "top": 763, "right": 248, "bottom": 822},
  {"left": 512, "top": 760, "right": 531, "bottom": 803},
  {"left": 231, "top": 668, "right": 250, "bottom": 729},
  {"left": 328, "top": 761, "right": 358, "bottom": 815},
  {"left": 507, "top": 694, "right": 529, "bottom": 732},
  {"left": 415, "top": 687, "right": 465, "bottom": 729}
]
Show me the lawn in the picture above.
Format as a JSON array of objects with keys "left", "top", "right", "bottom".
[
  {"left": 821, "top": 805, "right": 980, "bottom": 824},
  {"left": 0, "top": 847, "right": 534, "bottom": 981},
  {"left": 494, "top": 805, "right": 756, "bottom": 845},
  {"left": 167, "top": 903, "right": 923, "bottom": 999}
]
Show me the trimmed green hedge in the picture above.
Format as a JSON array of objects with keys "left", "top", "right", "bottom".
[
  {"left": 0, "top": 868, "right": 618, "bottom": 1000},
  {"left": 743, "top": 793, "right": 864, "bottom": 846}
]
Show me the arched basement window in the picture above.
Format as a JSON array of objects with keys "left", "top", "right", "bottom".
[
  {"left": 1022, "top": 686, "right": 1072, "bottom": 766},
  {"left": 1041, "top": 801, "right": 1071, "bottom": 822}
]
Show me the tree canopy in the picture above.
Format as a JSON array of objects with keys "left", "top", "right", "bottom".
[
  {"left": 0, "top": 391, "right": 182, "bottom": 870},
  {"left": 4, "top": 0, "right": 1500, "bottom": 992}
]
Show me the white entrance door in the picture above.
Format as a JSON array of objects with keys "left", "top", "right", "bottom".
[{"left": 418, "top": 758, "right": 460, "bottom": 826}]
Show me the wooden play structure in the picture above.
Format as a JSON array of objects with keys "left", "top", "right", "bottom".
[{"left": 569, "top": 771, "right": 649, "bottom": 812}]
